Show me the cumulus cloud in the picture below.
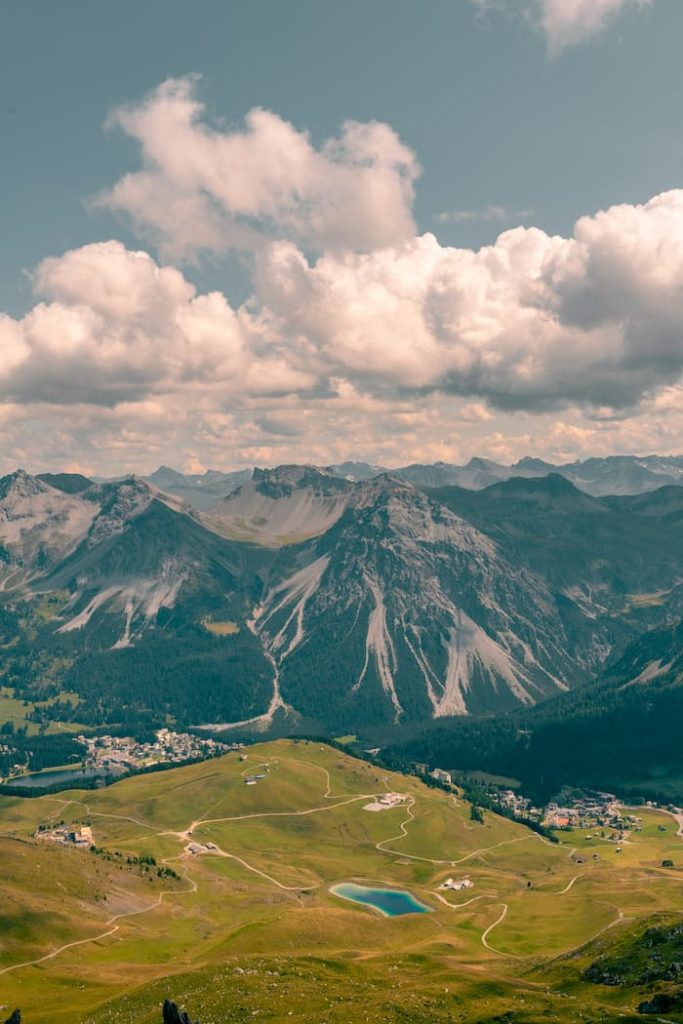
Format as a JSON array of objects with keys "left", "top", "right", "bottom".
[
  {"left": 95, "top": 77, "right": 419, "bottom": 258},
  {"left": 4, "top": 188, "right": 683, "bottom": 473},
  {"left": 2, "top": 78, "right": 683, "bottom": 475},
  {"left": 254, "top": 189, "right": 683, "bottom": 411},
  {"left": 0, "top": 240, "right": 315, "bottom": 407},
  {"left": 470, "top": 0, "right": 652, "bottom": 53}
]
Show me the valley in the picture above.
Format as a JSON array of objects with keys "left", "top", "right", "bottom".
[
  {"left": 1, "top": 740, "right": 682, "bottom": 1023},
  {"left": 2, "top": 460, "right": 683, "bottom": 804}
]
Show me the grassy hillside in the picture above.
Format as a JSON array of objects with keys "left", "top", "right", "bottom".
[{"left": 0, "top": 740, "right": 681, "bottom": 1023}]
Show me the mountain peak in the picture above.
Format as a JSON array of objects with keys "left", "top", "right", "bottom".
[
  {"left": 485, "top": 472, "right": 600, "bottom": 505},
  {"left": 251, "top": 464, "right": 343, "bottom": 499},
  {"left": 0, "top": 468, "right": 50, "bottom": 502},
  {"left": 37, "top": 471, "right": 94, "bottom": 495}
]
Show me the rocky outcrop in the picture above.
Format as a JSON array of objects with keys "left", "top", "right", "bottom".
[
  {"left": 2, "top": 1003, "right": 195, "bottom": 1024},
  {"left": 162, "top": 1000, "right": 198, "bottom": 1024},
  {"left": 638, "top": 990, "right": 683, "bottom": 1014}
]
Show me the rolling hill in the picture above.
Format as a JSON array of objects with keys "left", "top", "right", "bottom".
[{"left": 1, "top": 740, "right": 682, "bottom": 1023}]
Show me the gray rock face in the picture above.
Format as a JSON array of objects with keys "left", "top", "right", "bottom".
[
  {"left": 163, "top": 999, "right": 198, "bottom": 1024},
  {"left": 3, "top": 462, "right": 683, "bottom": 733}
]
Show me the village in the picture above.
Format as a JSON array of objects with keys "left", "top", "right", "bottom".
[
  {"left": 77, "top": 728, "right": 238, "bottom": 773},
  {"left": 542, "top": 787, "right": 643, "bottom": 833}
]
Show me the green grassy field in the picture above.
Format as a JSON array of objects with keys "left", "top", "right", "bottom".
[
  {"left": 0, "top": 686, "right": 86, "bottom": 737},
  {"left": 0, "top": 739, "right": 681, "bottom": 1023}
]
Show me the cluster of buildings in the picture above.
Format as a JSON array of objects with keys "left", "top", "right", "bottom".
[
  {"left": 34, "top": 823, "right": 93, "bottom": 847},
  {"left": 363, "top": 792, "right": 408, "bottom": 812},
  {"left": 439, "top": 877, "right": 474, "bottom": 891},
  {"left": 78, "top": 729, "right": 237, "bottom": 773},
  {"left": 496, "top": 789, "right": 544, "bottom": 821},
  {"left": 543, "top": 789, "right": 641, "bottom": 832}
]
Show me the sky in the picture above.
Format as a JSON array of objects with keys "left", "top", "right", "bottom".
[{"left": 2, "top": 0, "right": 683, "bottom": 475}]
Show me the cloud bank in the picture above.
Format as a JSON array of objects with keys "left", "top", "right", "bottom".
[{"left": 1, "top": 75, "right": 682, "bottom": 475}]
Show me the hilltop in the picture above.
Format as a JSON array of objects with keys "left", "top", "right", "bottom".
[{"left": 1, "top": 740, "right": 682, "bottom": 1022}]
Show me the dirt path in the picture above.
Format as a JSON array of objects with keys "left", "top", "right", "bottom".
[
  {"left": 557, "top": 874, "right": 583, "bottom": 894},
  {"left": 210, "top": 843, "right": 320, "bottom": 891},
  {"left": 39, "top": 796, "right": 158, "bottom": 832},
  {"left": 663, "top": 808, "right": 683, "bottom": 837},
  {"left": 430, "top": 892, "right": 490, "bottom": 910},
  {"left": 168, "top": 792, "right": 376, "bottom": 844},
  {"left": 481, "top": 904, "right": 513, "bottom": 955},
  {"left": 0, "top": 862, "right": 197, "bottom": 978}
]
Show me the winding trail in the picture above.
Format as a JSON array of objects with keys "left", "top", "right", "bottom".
[
  {"left": 38, "top": 795, "right": 158, "bottom": 832},
  {"left": 663, "top": 808, "right": 683, "bottom": 838},
  {"left": 557, "top": 874, "right": 583, "bottom": 895},
  {"left": 0, "top": 859, "right": 197, "bottom": 978},
  {"left": 209, "top": 844, "right": 319, "bottom": 891},
  {"left": 374, "top": 797, "right": 538, "bottom": 867},
  {"left": 430, "top": 892, "right": 490, "bottom": 910},
  {"left": 167, "top": 792, "right": 374, "bottom": 842},
  {"left": 481, "top": 904, "right": 514, "bottom": 956}
]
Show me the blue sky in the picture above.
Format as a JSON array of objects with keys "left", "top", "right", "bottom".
[{"left": 2, "top": 0, "right": 683, "bottom": 473}]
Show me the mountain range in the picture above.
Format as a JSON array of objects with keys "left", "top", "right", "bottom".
[
  {"left": 141, "top": 453, "right": 683, "bottom": 508},
  {"left": 1, "top": 458, "right": 682, "bottom": 745}
]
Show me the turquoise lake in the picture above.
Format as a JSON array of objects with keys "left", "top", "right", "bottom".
[{"left": 330, "top": 882, "right": 430, "bottom": 917}]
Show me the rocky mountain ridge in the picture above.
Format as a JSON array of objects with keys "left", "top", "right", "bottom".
[
  {"left": 0, "top": 464, "right": 682, "bottom": 734},
  {"left": 139, "top": 454, "right": 683, "bottom": 509}
]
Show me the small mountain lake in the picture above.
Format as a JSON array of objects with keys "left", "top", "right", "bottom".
[
  {"left": 330, "top": 882, "right": 431, "bottom": 917},
  {"left": 3, "top": 766, "right": 115, "bottom": 791}
]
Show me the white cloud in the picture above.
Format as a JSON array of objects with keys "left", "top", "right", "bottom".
[
  {"left": 96, "top": 77, "right": 419, "bottom": 258},
  {"left": 4, "top": 186, "right": 683, "bottom": 473},
  {"left": 2, "top": 78, "right": 683, "bottom": 475},
  {"left": 470, "top": 0, "right": 653, "bottom": 53},
  {"left": 2, "top": 240, "right": 315, "bottom": 407},
  {"left": 537, "top": 0, "right": 652, "bottom": 53},
  {"left": 254, "top": 189, "right": 683, "bottom": 411}
]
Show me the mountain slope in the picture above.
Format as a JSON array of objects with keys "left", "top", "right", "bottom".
[
  {"left": 201, "top": 465, "right": 353, "bottom": 545},
  {"left": 0, "top": 470, "right": 99, "bottom": 584},
  {"left": 428, "top": 475, "right": 683, "bottom": 629},
  {"left": 387, "top": 620, "right": 683, "bottom": 801},
  {"left": 0, "top": 475, "right": 273, "bottom": 728},
  {"left": 245, "top": 476, "right": 588, "bottom": 729},
  {"left": 2, "top": 461, "right": 683, "bottom": 736}
]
